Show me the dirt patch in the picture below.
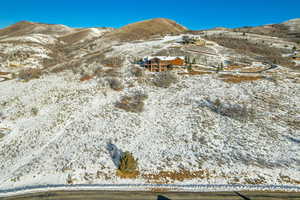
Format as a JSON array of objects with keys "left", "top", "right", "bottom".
[
  {"left": 219, "top": 74, "right": 264, "bottom": 83},
  {"left": 0, "top": 72, "right": 10, "bottom": 75}
]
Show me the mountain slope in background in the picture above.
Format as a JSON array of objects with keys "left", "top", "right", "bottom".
[
  {"left": 0, "top": 21, "right": 75, "bottom": 38},
  {"left": 107, "top": 18, "right": 188, "bottom": 41},
  {"left": 233, "top": 18, "right": 300, "bottom": 43}
]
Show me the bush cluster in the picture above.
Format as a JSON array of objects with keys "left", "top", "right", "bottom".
[
  {"left": 118, "top": 151, "right": 138, "bottom": 173},
  {"left": 130, "top": 66, "right": 145, "bottom": 77},
  {"left": 101, "top": 56, "right": 124, "bottom": 68},
  {"left": 18, "top": 68, "right": 42, "bottom": 82},
  {"left": 107, "top": 78, "right": 124, "bottom": 91},
  {"left": 212, "top": 99, "right": 255, "bottom": 122},
  {"left": 152, "top": 71, "right": 178, "bottom": 88},
  {"left": 115, "top": 92, "right": 148, "bottom": 113}
]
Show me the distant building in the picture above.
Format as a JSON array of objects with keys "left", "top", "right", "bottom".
[
  {"left": 142, "top": 56, "right": 185, "bottom": 72},
  {"left": 180, "top": 35, "right": 206, "bottom": 46}
]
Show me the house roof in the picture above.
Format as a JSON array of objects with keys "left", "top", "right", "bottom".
[{"left": 145, "top": 56, "right": 185, "bottom": 61}]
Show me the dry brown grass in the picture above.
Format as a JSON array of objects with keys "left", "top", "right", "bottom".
[
  {"left": 80, "top": 74, "right": 94, "bottom": 82},
  {"left": 279, "top": 175, "right": 300, "bottom": 185},
  {"left": 142, "top": 170, "right": 210, "bottom": 184},
  {"left": 59, "top": 29, "right": 101, "bottom": 44},
  {"left": 150, "top": 188, "right": 170, "bottom": 192},
  {"left": 0, "top": 72, "right": 10, "bottom": 75},
  {"left": 178, "top": 70, "right": 213, "bottom": 75},
  {"left": 107, "top": 18, "right": 187, "bottom": 42},
  {"left": 240, "top": 67, "right": 266, "bottom": 73},
  {"left": 116, "top": 170, "right": 140, "bottom": 179},
  {"left": 219, "top": 74, "right": 264, "bottom": 83},
  {"left": 224, "top": 65, "right": 244, "bottom": 71},
  {"left": 244, "top": 177, "right": 267, "bottom": 185},
  {"left": 0, "top": 21, "right": 73, "bottom": 38}
]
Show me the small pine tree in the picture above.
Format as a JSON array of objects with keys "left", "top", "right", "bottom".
[
  {"left": 220, "top": 62, "right": 224, "bottom": 71},
  {"left": 187, "top": 64, "right": 192, "bottom": 72},
  {"left": 192, "top": 58, "right": 196, "bottom": 64},
  {"left": 185, "top": 56, "right": 190, "bottom": 64},
  {"left": 185, "top": 56, "right": 188, "bottom": 64},
  {"left": 118, "top": 151, "right": 138, "bottom": 173},
  {"left": 293, "top": 46, "right": 297, "bottom": 51}
]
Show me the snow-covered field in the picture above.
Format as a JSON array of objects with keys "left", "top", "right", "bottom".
[
  {"left": 0, "top": 64, "right": 299, "bottom": 190},
  {"left": 0, "top": 20, "right": 300, "bottom": 194}
]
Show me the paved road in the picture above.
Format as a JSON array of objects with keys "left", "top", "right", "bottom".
[{"left": 2, "top": 190, "right": 300, "bottom": 200}]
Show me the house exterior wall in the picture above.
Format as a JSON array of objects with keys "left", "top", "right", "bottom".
[
  {"left": 148, "top": 58, "right": 184, "bottom": 66},
  {"left": 170, "top": 58, "right": 184, "bottom": 66},
  {"left": 143, "top": 57, "right": 185, "bottom": 72}
]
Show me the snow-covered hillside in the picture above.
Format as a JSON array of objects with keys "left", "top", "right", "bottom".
[{"left": 0, "top": 18, "right": 299, "bottom": 192}]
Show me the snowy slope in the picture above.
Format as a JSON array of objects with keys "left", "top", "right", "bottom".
[{"left": 0, "top": 19, "right": 300, "bottom": 192}]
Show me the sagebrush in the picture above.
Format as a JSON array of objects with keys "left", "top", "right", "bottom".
[{"left": 116, "top": 92, "right": 148, "bottom": 113}]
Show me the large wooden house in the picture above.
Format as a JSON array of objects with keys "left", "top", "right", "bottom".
[{"left": 142, "top": 56, "right": 185, "bottom": 72}]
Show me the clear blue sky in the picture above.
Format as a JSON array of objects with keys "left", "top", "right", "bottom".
[{"left": 0, "top": 0, "right": 299, "bottom": 30}]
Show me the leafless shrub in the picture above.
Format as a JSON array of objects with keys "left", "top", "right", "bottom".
[
  {"left": 18, "top": 68, "right": 42, "bottom": 81},
  {"left": 152, "top": 71, "right": 178, "bottom": 88},
  {"left": 203, "top": 98, "right": 255, "bottom": 122},
  {"left": 95, "top": 68, "right": 121, "bottom": 78},
  {"left": 130, "top": 66, "right": 145, "bottom": 77},
  {"left": 31, "top": 107, "right": 38, "bottom": 116},
  {"left": 115, "top": 91, "right": 148, "bottom": 113},
  {"left": 101, "top": 56, "right": 124, "bottom": 68},
  {"left": 107, "top": 78, "right": 124, "bottom": 91},
  {"left": 66, "top": 174, "right": 74, "bottom": 184},
  {"left": 218, "top": 104, "right": 255, "bottom": 122}
]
